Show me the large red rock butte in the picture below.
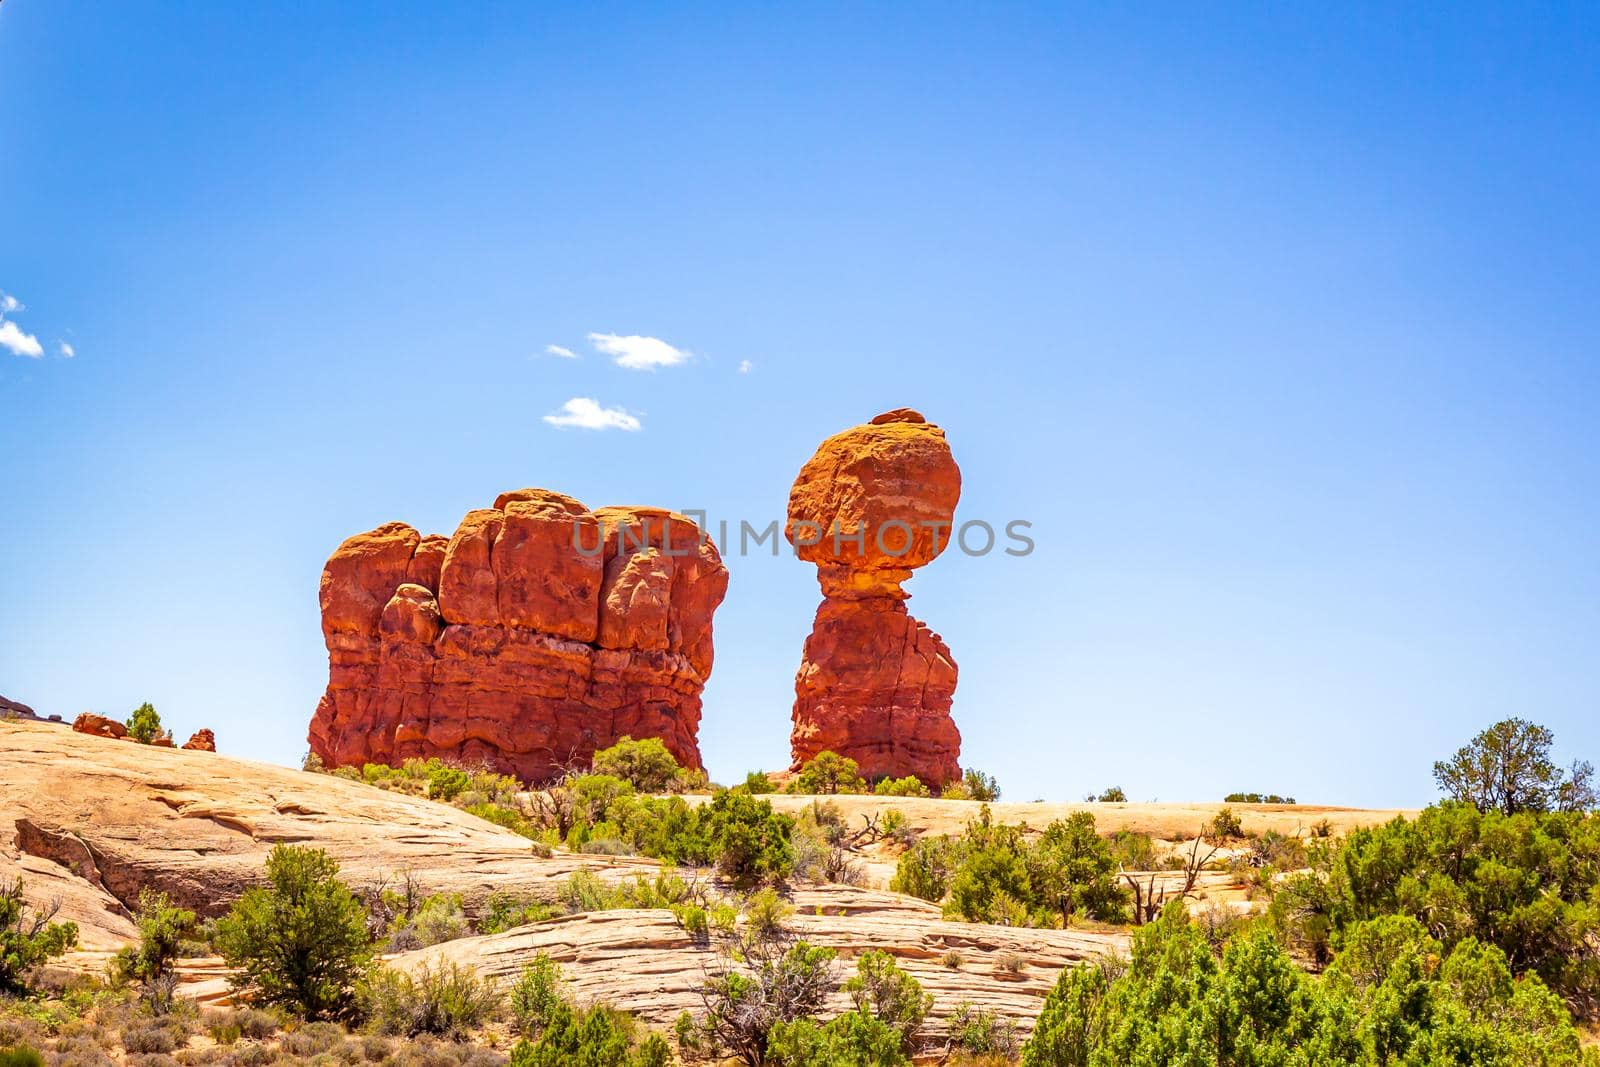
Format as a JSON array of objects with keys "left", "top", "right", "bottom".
[
  {"left": 307, "top": 489, "right": 729, "bottom": 783},
  {"left": 786, "top": 408, "right": 962, "bottom": 786}
]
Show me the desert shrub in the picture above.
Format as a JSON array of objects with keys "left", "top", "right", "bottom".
[
  {"left": 462, "top": 801, "right": 538, "bottom": 840},
  {"left": 842, "top": 950, "right": 932, "bottom": 1054},
  {"left": 946, "top": 1002, "right": 1017, "bottom": 1060},
  {"left": 940, "top": 950, "right": 965, "bottom": 969},
  {"left": 276, "top": 1020, "right": 347, "bottom": 1058},
  {"left": 962, "top": 769, "right": 1001, "bottom": 802},
  {"left": 700, "top": 791, "right": 794, "bottom": 885},
  {"left": 0, "top": 1047, "right": 44, "bottom": 1067},
  {"left": 995, "top": 952, "right": 1027, "bottom": 976},
  {"left": 478, "top": 893, "right": 558, "bottom": 936},
  {"left": 790, "top": 801, "right": 863, "bottom": 885},
  {"left": 879, "top": 808, "right": 914, "bottom": 845},
  {"left": 1106, "top": 830, "right": 1156, "bottom": 870},
  {"left": 787, "top": 751, "right": 866, "bottom": 795},
  {"left": 555, "top": 870, "right": 621, "bottom": 913},
  {"left": 873, "top": 777, "right": 930, "bottom": 798},
  {"left": 120, "top": 1024, "right": 177, "bottom": 1055},
  {"left": 0, "top": 878, "right": 78, "bottom": 994},
  {"left": 1434, "top": 718, "right": 1595, "bottom": 814},
  {"left": 509, "top": 953, "right": 566, "bottom": 1038},
  {"left": 894, "top": 810, "right": 1127, "bottom": 928},
  {"left": 671, "top": 903, "right": 709, "bottom": 940},
  {"left": 360, "top": 959, "right": 502, "bottom": 1039},
  {"left": 509, "top": 1001, "right": 669, "bottom": 1067},
  {"left": 1205, "top": 807, "right": 1245, "bottom": 842},
  {"left": 590, "top": 737, "right": 682, "bottom": 793},
  {"left": 126, "top": 703, "right": 164, "bottom": 745},
  {"left": 425, "top": 764, "right": 471, "bottom": 802},
  {"left": 210, "top": 844, "right": 373, "bottom": 1019},
  {"left": 1022, "top": 902, "right": 1596, "bottom": 1067},
  {"left": 207, "top": 1007, "right": 279, "bottom": 1041},
  {"left": 1250, "top": 829, "right": 1307, "bottom": 870},
  {"left": 1224, "top": 792, "right": 1296, "bottom": 804},
  {"left": 764, "top": 1010, "right": 908, "bottom": 1066},
  {"left": 890, "top": 835, "right": 967, "bottom": 903},
  {"left": 385, "top": 893, "right": 469, "bottom": 952},
  {"left": 1028, "top": 813, "right": 1129, "bottom": 925},
  {"left": 113, "top": 890, "right": 195, "bottom": 1013},
  {"left": 1092, "top": 787, "right": 1127, "bottom": 803},
  {"left": 553, "top": 867, "right": 699, "bottom": 915},
  {"left": 688, "top": 940, "right": 837, "bottom": 1066},
  {"left": 742, "top": 772, "right": 775, "bottom": 795},
  {"left": 944, "top": 814, "right": 1035, "bottom": 925},
  {"left": 1269, "top": 802, "right": 1600, "bottom": 1014}
]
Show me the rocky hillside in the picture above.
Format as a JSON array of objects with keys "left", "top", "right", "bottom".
[{"left": 1, "top": 720, "right": 1412, "bottom": 1038}]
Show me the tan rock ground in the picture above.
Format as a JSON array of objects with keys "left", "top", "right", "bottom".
[
  {"left": 0, "top": 719, "right": 658, "bottom": 949},
  {"left": 384, "top": 889, "right": 1125, "bottom": 1044},
  {"left": 1, "top": 719, "right": 1414, "bottom": 1038},
  {"left": 717, "top": 792, "right": 1417, "bottom": 841}
]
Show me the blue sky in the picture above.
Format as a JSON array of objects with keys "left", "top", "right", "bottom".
[{"left": 3, "top": 4, "right": 1597, "bottom": 807}]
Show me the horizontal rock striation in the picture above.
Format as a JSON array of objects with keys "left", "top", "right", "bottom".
[{"left": 307, "top": 489, "right": 728, "bottom": 783}]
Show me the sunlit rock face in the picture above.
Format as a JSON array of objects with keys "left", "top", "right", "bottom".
[
  {"left": 308, "top": 490, "right": 728, "bottom": 783},
  {"left": 787, "top": 409, "right": 962, "bottom": 786}
]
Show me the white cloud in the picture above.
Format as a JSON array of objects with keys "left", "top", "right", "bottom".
[
  {"left": 59, "top": 341, "right": 76, "bottom": 358},
  {"left": 542, "top": 396, "right": 642, "bottom": 432},
  {"left": 586, "top": 332, "right": 691, "bottom": 370},
  {"left": 544, "top": 344, "right": 578, "bottom": 359},
  {"left": 0, "top": 320, "right": 43, "bottom": 358},
  {"left": 738, "top": 359, "right": 752, "bottom": 374},
  {"left": 0, "top": 291, "right": 21, "bottom": 315}
]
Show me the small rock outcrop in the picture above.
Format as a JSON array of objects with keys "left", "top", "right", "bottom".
[
  {"left": 786, "top": 409, "right": 962, "bottom": 786},
  {"left": 70, "top": 712, "right": 214, "bottom": 750},
  {"left": 307, "top": 489, "right": 729, "bottom": 783},
  {"left": 182, "top": 729, "right": 216, "bottom": 752},
  {"left": 72, "top": 713, "right": 128, "bottom": 739}
]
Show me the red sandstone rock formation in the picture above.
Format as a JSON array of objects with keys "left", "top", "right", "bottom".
[
  {"left": 307, "top": 489, "right": 728, "bottom": 783},
  {"left": 72, "top": 713, "right": 127, "bottom": 740},
  {"left": 182, "top": 729, "right": 217, "bottom": 752},
  {"left": 787, "top": 409, "right": 963, "bottom": 786}
]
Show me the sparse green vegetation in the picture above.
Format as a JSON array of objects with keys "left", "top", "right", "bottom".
[
  {"left": 941, "top": 768, "right": 1002, "bottom": 802},
  {"left": 0, "top": 878, "right": 78, "bottom": 995},
  {"left": 1224, "top": 791, "right": 1296, "bottom": 804},
  {"left": 125, "top": 701, "right": 165, "bottom": 745},
  {"left": 359, "top": 957, "right": 503, "bottom": 1038},
  {"left": 1022, "top": 902, "right": 1599, "bottom": 1066},
  {"left": 788, "top": 751, "right": 868, "bottom": 795},
  {"left": 1204, "top": 806, "right": 1244, "bottom": 842},
  {"left": 1434, "top": 717, "right": 1596, "bottom": 815},
  {"left": 510, "top": 952, "right": 567, "bottom": 1037},
  {"left": 1269, "top": 801, "right": 1600, "bottom": 1012},
  {"left": 111, "top": 888, "right": 194, "bottom": 1013},
  {"left": 892, "top": 807, "right": 1128, "bottom": 928},
  {"left": 211, "top": 844, "right": 373, "bottom": 1019},
  {"left": 591, "top": 735, "right": 691, "bottom": 793},
  {"left": 874, "top": 776, "right": 931, "bottom": 798}
]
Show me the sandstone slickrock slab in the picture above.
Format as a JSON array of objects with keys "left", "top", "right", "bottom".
[
  {"left": 0, "top": 721, "right": 661, "bottom": 949},
  {"left": 307, "top": 489, "right": 728, "bottom": 783},
  {"left": 389, "top": 885, "right": 1127, "bottom": 1042}
]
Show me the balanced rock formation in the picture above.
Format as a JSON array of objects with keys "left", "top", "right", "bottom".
[
  {"left": 307, "top": 489, "right": 728, "bottom": 782},
  {"left": 787, "top": 409, "right": 962, "bottom": 785}
]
